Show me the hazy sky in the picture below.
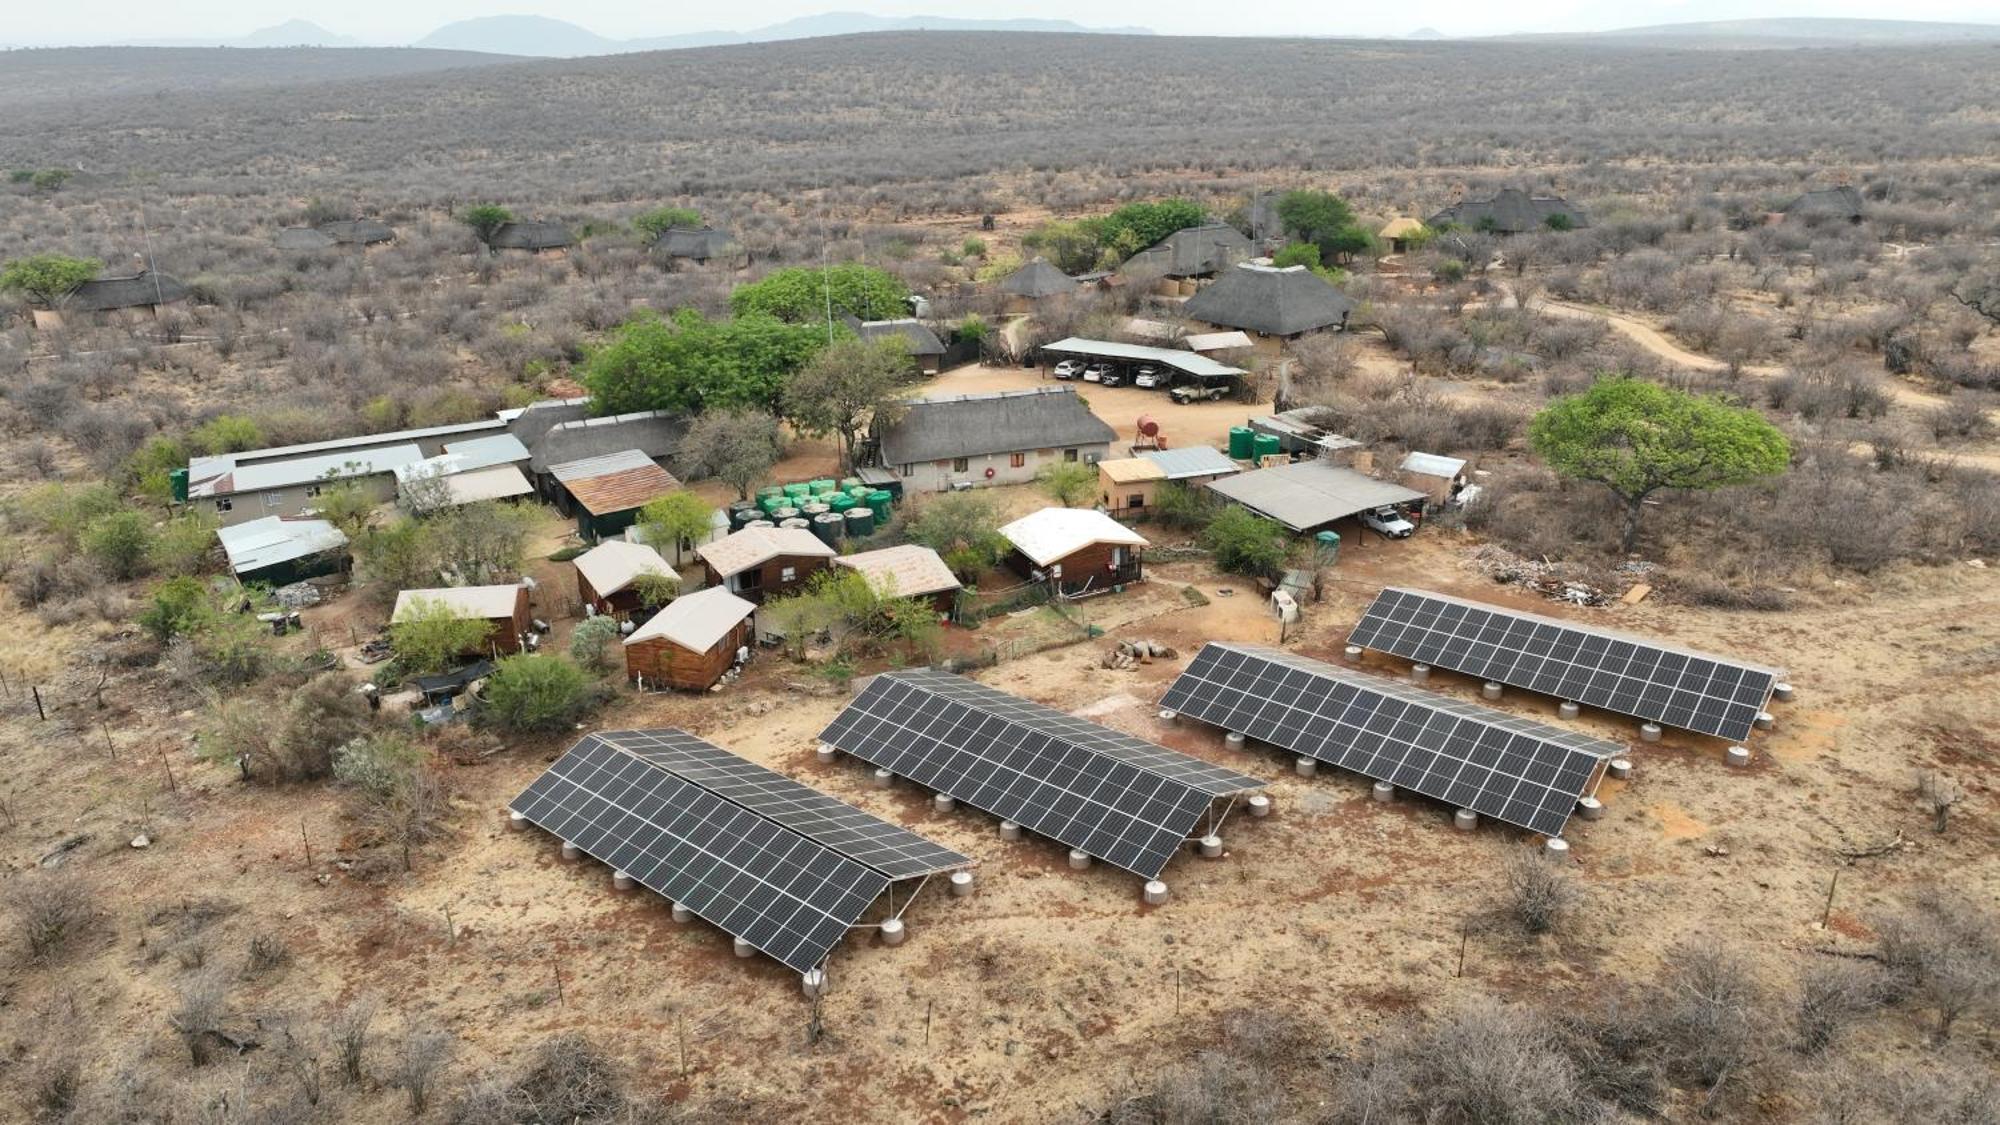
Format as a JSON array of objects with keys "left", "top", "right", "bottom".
[{"left": 13, "top": 0, "right": 1999, "bottom": 45}]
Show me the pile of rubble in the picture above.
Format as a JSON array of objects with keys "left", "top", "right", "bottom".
[
  {"left": 1102, "top": 638, "right": 1177, "bottom": 670},
  {"left": 1465, "top": 545, "right": 1610, "bottom": 606}
]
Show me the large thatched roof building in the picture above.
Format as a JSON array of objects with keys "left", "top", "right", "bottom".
[
  {"left": 1427, "top": 188, "right": 1588, "bottom": 234},
  {"left": 1183, "top": 263, "right": 1354, "bottom": 340}
]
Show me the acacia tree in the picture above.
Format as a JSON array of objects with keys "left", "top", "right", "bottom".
[
  {"left": 0, "top": 254, "right": 101, "bottom": 308},
  {"left": 636, "top": 491, "right": 715, "bottom": 559},
  {"left": 1036, "top": 461, "right": 1097, "bottom": 507},
  {"left": 1276, "top": 190, "right": 1373, "bottom": 263},
  {"left": 633, "top": 206, "right": 702, "bottom": 240},
  {"left": 1528, "top": 376, "right": 1790, "bottom": 554},
  {"left": 678, "top": 409, "right": 785, "bottom": 500},
  {"left": 730, "top": 263, "right": 909, "bottom": 323},
  {"left": 457, "top": 204, "right": 513, "bottom": 255},
  {"left": 784, "top": 336, "right": 910, "bottom": 471}
]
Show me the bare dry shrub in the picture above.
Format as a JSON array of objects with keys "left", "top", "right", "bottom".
[
  {"left": 1330, "top": 1001, "right": 1601, "bottom": 1125},
  {"left": 10, "top": 869, "right": 95, "bottom": 962},
  {"left": 1651, "top": 940, "right": 1766, "bottom": 1113},
  {"left": 1793, "top": 962, "right": 1883, "bottom": 1056},
  {"left": 325, "top": 998, "right": 376, "bottom": 1087},
  {"left": 1875, "top": 894, "right": 2000, "bottom": 1041},
  {"left": 1501, "top": 849, "right": 1577, "bottom": 935},
  {"left": 244, "top": 931, "right": 292, "bottom": 976},
  {"left": 393, "top": 1023, "right": 454, "bottom": 1115},
  {"left": 509, "top": 1033, "right": 628, "bottom": 1124},
  {"left": 1550, "top": 999, "right": 1667, "bottom": 1118},
  {"left": 1924, "top": 395, "right": 1996, "bottom": 444},
  {"left": 170, "top": 970, "right": 232, "bottom": 1067}
]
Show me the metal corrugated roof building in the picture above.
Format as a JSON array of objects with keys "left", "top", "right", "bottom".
[
  {"left": 550, "top": 450, "right": 681, "bottom": 517},
  {"left": 1204, "top": 461, "right": 1425, "bottom": 533},
  {"left": 216, "top": 516, "right": 348, "bottom": 580},
  {"left": 999, "top": 508, "right": 1149, "bottom": 568}
]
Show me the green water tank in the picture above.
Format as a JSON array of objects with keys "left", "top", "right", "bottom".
[
  {"left": 840, "top": 477, "right": 862, "bottom": 493},
  {"left": 757, "top": 484, "right": 784, "bottom": 502},
  {"left": 760, "top": 494, "right": 787, "bottom": 515},
  {"left": 1228, "top": 426, "right": 1255, "bottom": 460},
  {"left": 1252, "top": 433, "right": 1281, "bottom": 460},
  {"left": 783, "top": 482, "right": 812, "bottom": 500},
  {"left": 810, "top": 478, "right": 837, "bottom": 495},
  {"left": 170, "top": 467, "right": 189, "bottom": 503},
  {"left": 867, "top": 490, "right": 894, "bottom": 526}
]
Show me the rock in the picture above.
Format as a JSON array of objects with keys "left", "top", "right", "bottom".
[
  {"left": 315, "top": 873, "right": 333, "bottom": 886},
  {"left": 130, "top": 834, "right": 150, "bottom": 849},
  {"left": 1968, "top": 559, "right": 1987, "bottom": 569}
]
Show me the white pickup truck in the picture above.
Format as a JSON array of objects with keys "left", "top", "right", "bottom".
[{"left": 1361, "top": 505, "right": 1415, "bottom": 539}]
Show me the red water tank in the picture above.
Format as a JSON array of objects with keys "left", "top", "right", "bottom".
[{"left": 1136, "top": 415, "right": 1159, "bottom": 437}]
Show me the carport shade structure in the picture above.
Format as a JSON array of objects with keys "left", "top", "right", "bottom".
[
  {"left": 816, "top": 668, "right": 1263, "bottom": 881},
  {"left": 1041, "top": 338, "right": 1246, "bottom": 380},
  {"left": 1204, "top": 460, "right": 1424, "bottom": 533},
  {"left": 509, "top": 729, "right": 970, "bottom": 975}
]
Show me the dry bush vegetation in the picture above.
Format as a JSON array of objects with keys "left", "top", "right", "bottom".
[{"left": 0, "top": 31, "right": 1996, "bottom": 1123}]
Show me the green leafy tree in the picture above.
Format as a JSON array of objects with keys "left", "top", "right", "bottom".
[
  {"left": 30, "top": 169, "right": 72, "bottom": 193},
  {"left": 1202, "top": 507, "right": 1291, "bottom": 579},
  {"left": 1529, "top": 376, "right": 1792, "bottom": 554},
  {"left": 126, "top": 435, "right": 189, "bottom": 501},
  {"left": 759, "top": 568, "right": 940, "bottom": 662},
  {"left": 314, "top": 480, "right": 380, "bottom": 539},
  {"left": 568, "top": 615, "right": 622, "bottom": 673},
  {"left": 678, "top": 409, "right": 785, "bottom": 500},
  {"left": 16, "top": 482, "right": 122, "bottom": 548},
  {"left": 632, "top": 570, "right": 680, "bottom": 609},
  {"left": 354, "top": 519, "right": 436, "bottom": 596},
  {"left": 389, "top": 598, "right": 493, "bottom": 675},
  {"left": 1037, "top": 461, "right": 1099, "bottom": 507},
  {"left": 1021, "top": 219, "right": 1103, "bottom": 274},
  {"left": 480, "top": 654, "right": 596, "bottom": 733},
  {"left": 1276, "top": 190, "right": 1373, "bottom": 263},
  {"left": 1272, "top": 242, "right": 1322, "bottom": 270},
  {"left": 333, "top": 733, "right": 428, "bottom": 797},
  {"left": 427, "top": 502, "right": 537, "bottom": 584},
  {"left": 637, "top": 492, "right": 715, "bottom": 558},
  {"left": 0, "top": 254, "right": 101, "bottom": 308},
  {"left": 582, "top": 309, "right": 831, "bottom": 415},
  {"left": 906, "top": 493, "right": 1009, "bottom": 580},
  {"left": 729, "top": 264, "right": 910, "bottom": 323},
  {"left": 190, "top": 415, "right": 265, "bottom": 455},
  {"left": 458, "top": 205, "right": 514, "bottom": 254},
  {"left": 1544, "top": 212, "right": 1576, "bottom": 232},
  {"left": 140, "top": 576, "right": 211, "bottom": 641},
  {"left": 633, "top": 206, "right": 703, "bottom": 239},
  {"left": 1098, "top": 199, "right": 1207, "bottom": 252},
  {"left": 960, "top": 237, "right": 987, "bottom": 258},
  {"left": 784, "top": 336, "right": 912, "bottom": 471},
  {"left": 150, "top": 513, "right": 219, "bottom": 576},
  {"left": 82, "top": 510, "right": 155, "bottom": 580}
]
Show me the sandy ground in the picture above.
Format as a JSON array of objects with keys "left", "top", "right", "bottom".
[
  {"left": 3, "top": 516, "right": 1993, "bottom": 1120},
  {"left": 914, "top": 362, "right": 1274, "bottom": 454}
]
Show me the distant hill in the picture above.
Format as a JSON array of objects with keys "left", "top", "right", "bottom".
[
  {"left": 120, "top": 19, "right": 361, "bottom": 48},
  {"left": 0, "top": 47, "right": 518, "bottom": 107},
  {"left": 1497, "top": 17, "right": 2000, "bottom": 49},
  {"left": 415, "top": 11, "right": 1152, "bottom": 57}
]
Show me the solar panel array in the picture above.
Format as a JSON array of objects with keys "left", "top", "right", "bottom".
[
  {"left": 1348, "top": 588, "right": 1780, "bottom": 742},
  {"left": 1160, "top": 643, "right": 1619, "bottom": 837},
  {"left": 510, "top": 731, "right": 965, "bottom": 973},
  {"left": 600, "top": 729, "right": 970, "bottom": 880},
  {"left": 817, "top": 669, "right": 1263, "bottom": 880}
]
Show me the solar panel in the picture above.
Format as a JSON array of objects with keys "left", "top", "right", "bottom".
[
  {"left": 817, "top": 669, "right": 1262, "bottom": 880},
  {"left": 1160, "top": 643, "right": 1618, "bottom": 837},
  {"left": 1348, "top": 588, "right": 1781, "bottom": 743},
  {"left": 591, "top": 729, "right": 970, "bottom": 879},
  {"left": 511, "top": 737, "right": 891, "bottom": 973}
]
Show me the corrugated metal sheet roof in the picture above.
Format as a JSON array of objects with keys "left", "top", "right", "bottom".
[
  {"left": 1182, "top": 330, "right": 1254, "bottom": 353},
  {"left": 1400, "top": 452, "right": 1467, "bottom": 479},
  {"left": 200, "top": 443, "right": 425, "bottom": 497},
  {"left": 697, "top": 527, "right": 836, "bottom": 578},
  {"left": 1041, "top": 338, "right": 1244, "bottom": 378},
  {"left": 216, "top": 516, "right": 348, "bottom": 576},
  {"left": 392, "top": 585, "right": 523, "bottom": 621},
  {"left": 624, "top": 586, "right": 756, "bottom": 652},
  {"left": 435, "top": 465, "right": 536, "bottom": 506},
  {"left": 549, "top": 450, "right": 681, "bottom": 516},
  {"left": 999, "top": 508, "right": 1149, "bottom": 568},
  {"left": 831, "top": 545, "right": 962, "bottom": 599},
  {"left": 574, "top": 540, "right": 677, "bottom": 598},
  {"left": 1204, "top": 461, "right": 1424, "bottom": 532},
  {"left": 442, "top": 433, "right": 531, "bottom": 469}
]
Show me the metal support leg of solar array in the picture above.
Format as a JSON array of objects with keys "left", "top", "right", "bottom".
[
  {"left": 816, "top": 669, "right": 1268, "bottom": 902},
  {"left": 509, "top": 729, "right": 973, "bottom": 983}
]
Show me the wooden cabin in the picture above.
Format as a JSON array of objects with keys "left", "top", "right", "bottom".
[
  {"left": 831, "top": 544, "right": 962, "bottom": 616},
  {"left": 572, "top": 539, "right": 678, "bottom": 617},
  {"left": 391, "top": 585, "right": 533, "bottom": 657},
  {"left": 622, "top": 587, "right": 756, "bottom": 691},
  {"left": 696, "top": 526, "right": 836, "bottom": 604},
  {"left": 998, "top": 508, "right": 1149, "bottom": 600}
]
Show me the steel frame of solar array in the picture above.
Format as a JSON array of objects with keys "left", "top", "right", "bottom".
[
  {"left": 816, "top": 669, "right": 1264, "bottom": 882},
  {"left": 1159, "top": 643, "right": 1620, "bottom": 838},
  {"left": 510, "top": 729, "right": 969, "bottom": 975},
  {"left": 1347, "top": 588, "right": 1783, "bottom": 743}
]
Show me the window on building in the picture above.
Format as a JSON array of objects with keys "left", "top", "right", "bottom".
[
  {"left": 263, "top": 491, "right": 285, "bottom": 509},
  {"left": 1063, "top": 449, "right": 1079, "bottom": 462},
  {"left": 303, "top": 484, "right": 323, "bottom": 499},
  {"left": 1010, "top": 452, "right": 1026, "bottom": 469},
  {"left": 214, "top": 497, "right": 233, "bottom": 513},
  {"left": 952, "top": 457, "right": 969, "bottom": 473},
  {"left": 739, "top": 569, "right": 763, "bottom": 590},
  {"left": 780, "top": 566, "right": 797, "bottom": 583},
  {"left": 901, "top": 464, "right": 915, "bottom": 476},
  {"left": 1128, "top": 493, "right": 1146, "bottom": 509}
]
